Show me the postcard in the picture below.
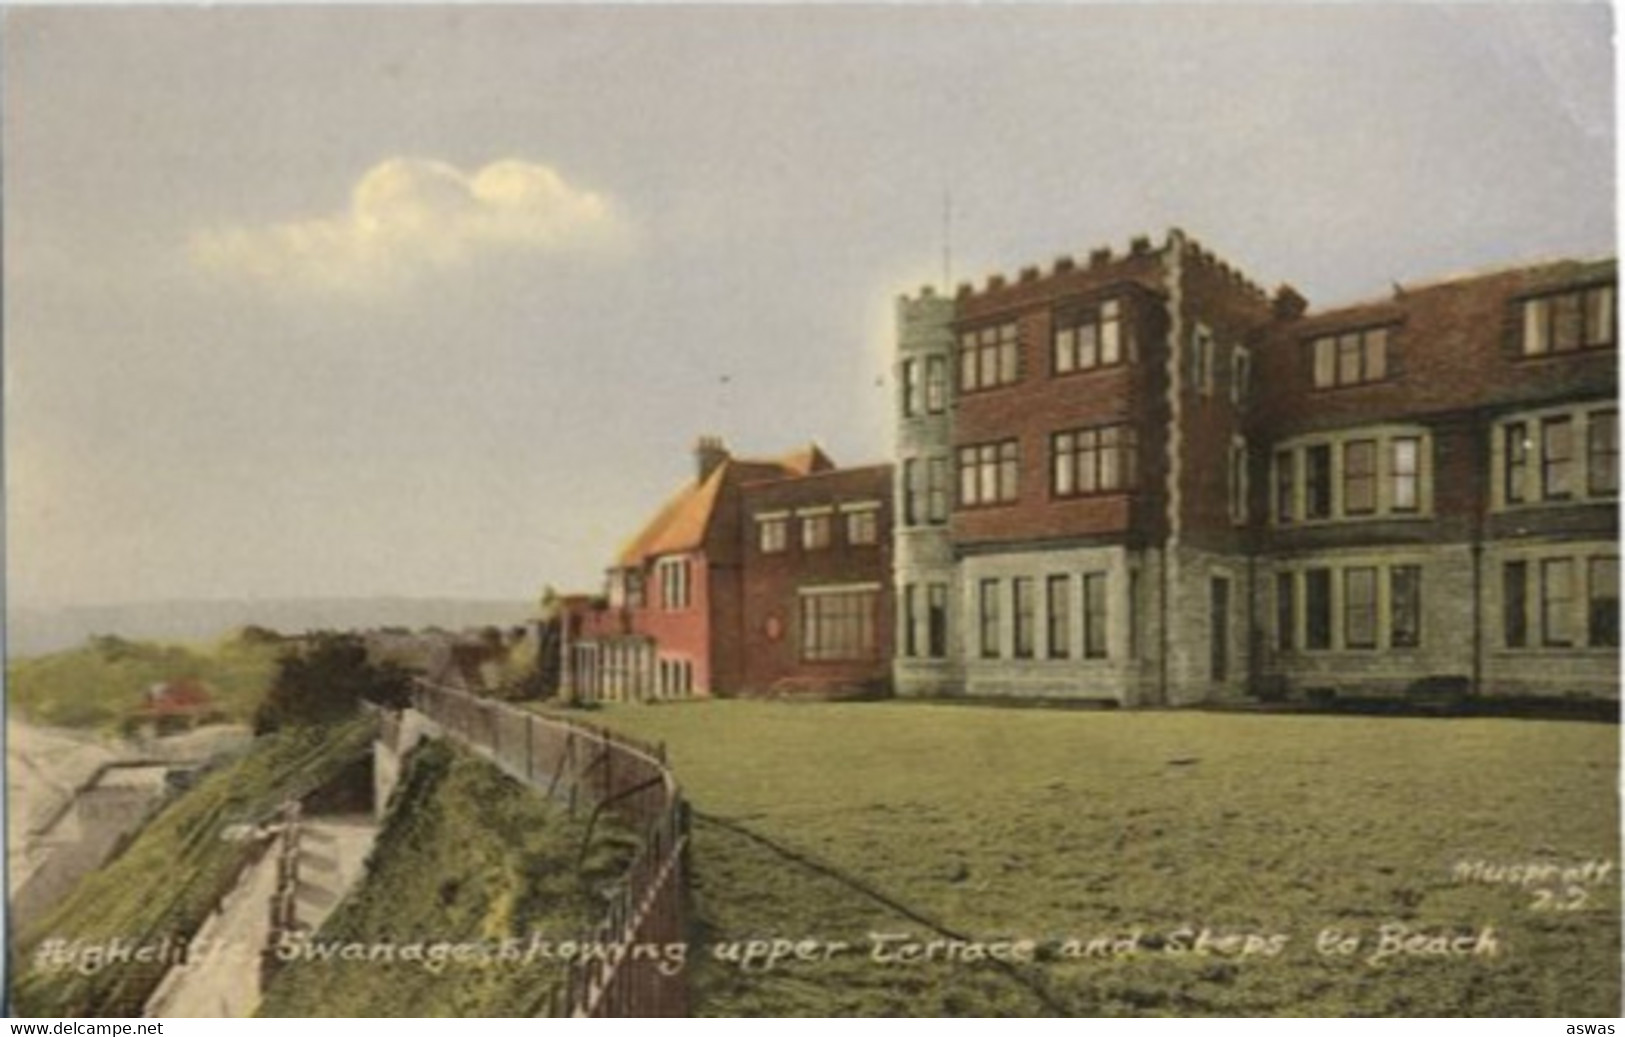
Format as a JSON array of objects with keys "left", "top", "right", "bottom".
[{"left": 5, "top": 4, "right": 1617, "bottom": 1019}]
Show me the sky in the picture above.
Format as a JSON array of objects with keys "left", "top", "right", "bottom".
[{"left": 3, "top": 4, "right": 1615, "bottom": 610}]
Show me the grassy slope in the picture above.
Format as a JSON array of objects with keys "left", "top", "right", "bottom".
[
  {"left": 258, "top": 740, "right": 638, "bottom": 1017},
  {"left": 6, "top": 636, "right": 280, "bottom": 730},
  {"left": 12, "top": 719, "right": 377, "bottom": 1017},
  {"left": 590, "top": 702, "right": 1619, "bottom": 1017}
]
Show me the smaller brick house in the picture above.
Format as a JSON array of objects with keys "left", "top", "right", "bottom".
[{"left": 561, "top": 437, "right": 894, "bottom": 700}]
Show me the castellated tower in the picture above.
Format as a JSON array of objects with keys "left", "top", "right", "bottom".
[{"left": 893, "top": 287, "right": 963, "bottom": 696}]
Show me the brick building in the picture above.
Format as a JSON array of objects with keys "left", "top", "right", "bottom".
[
  {"left": 561, "top": 438, "right": 893, "bottom": 700},
  {"left": 893, "top": 228, "right": 1618, "bottom": 704}
]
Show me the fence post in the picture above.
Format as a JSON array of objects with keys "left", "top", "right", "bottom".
[{"left": 525, "top": 711, "right": 535, "bottom": 783}]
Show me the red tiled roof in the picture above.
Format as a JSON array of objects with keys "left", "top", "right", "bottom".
[
  {"left": 139, "top": 678, "right": 214, "bottom": 716},
  {"left": 615, "top": 463, "right": 728, "bottom": 567},
  {"left": 613, "top": 444, "right": 834, "bottom": 568}
]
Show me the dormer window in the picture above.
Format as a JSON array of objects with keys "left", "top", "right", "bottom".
[
  {"left": 1310, "top": 326, "right": 1389, "bottom": 388},
  {"left": 1520, "top": 284, "right": 1615, "bottom": 355}
]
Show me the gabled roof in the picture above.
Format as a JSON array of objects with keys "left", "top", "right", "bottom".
[
  {"left": 615, "top": 463, "right": 728, "bottom": 568},
  {"left": 613, "top": 443, "right": 832, "bottom": 568}
]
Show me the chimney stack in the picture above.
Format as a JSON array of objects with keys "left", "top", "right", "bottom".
[
  {"left": 1272, "top": 284, "right": 1308, "bottom": 321},
  {"left": 695, "top": 435, "right": 729, "bottom": 483}
]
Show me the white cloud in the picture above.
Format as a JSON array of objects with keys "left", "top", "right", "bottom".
[{"left": 191, "top": 158, "right": 628, "bottom": 294}]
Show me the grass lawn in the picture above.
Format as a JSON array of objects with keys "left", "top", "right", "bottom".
[
  {"left": 585, "top": 701, "right": 1619, "bottom": 1017},
  {"left": 259, "top": 740, "right": 639, "bottom": 1017}
]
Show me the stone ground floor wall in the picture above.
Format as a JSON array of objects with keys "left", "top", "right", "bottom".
[
  {"left": 1479, "top": 536, "right": 1619, "bottom": 699},
  {"left": 1257, "top": 538, "right": 1619, "bottom": 701},
  {"left": 1159, "top": 546, "right": 1251, "bottom": 706},
  {"left": 955, "top": 545, "right": 1139, "bottom": 701},
  {"left": 893, "top": 551, "right": 961, "bottom": 697},
  {"left": 889, "top": 533, "right": 1619, "bottom": 707},
  {"left": 1259, "top": 542, "right": 1475, "bottom": 698}
]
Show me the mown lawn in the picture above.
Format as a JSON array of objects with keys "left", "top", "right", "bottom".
[
  {"left": 588, "top": 701, "right": 1619, "bottom": 1017},
  {"left": 259, "top": 740, "right": 639, "bottom": 1017}
]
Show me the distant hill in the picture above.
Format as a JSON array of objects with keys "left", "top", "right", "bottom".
[{"left": 6, "top": 598, "right": 536, "bottom": 659}]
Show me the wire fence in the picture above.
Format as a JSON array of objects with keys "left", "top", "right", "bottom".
[{"left": 407, "top": 681, "right": 690, "bottom": 1017}]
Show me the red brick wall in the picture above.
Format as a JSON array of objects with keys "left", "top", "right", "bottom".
[
  {"left": 581, "top": 551, "right": 716, "bottom": 693},
  {"left": 952, "top": 276, "right": 1168, "bottom": 548},
  {"left": 736, "top": 465, "right": 894, "bottom": 696}
]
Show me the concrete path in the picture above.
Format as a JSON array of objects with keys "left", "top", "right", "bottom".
[
  {"left": 144, "top": 813, "right": 379, "bottom": 1018},
  {"left": 144, "top": 844, "right": 282, "bottom": 1018}
]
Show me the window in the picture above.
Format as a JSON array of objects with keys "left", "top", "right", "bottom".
[
  {"left": 1589, "top": 557, "right": 1618, "bottom": 648},
  {"left": 960, "top": 322, "right": 1020, "bottom": 392},
  {"left": 1280, "top": 431, "right": 1431, "bottom": 521},
  {"left": 1312, "top": 338, "right": 1335, "bottom": 389},
  {"left": 1276, "top": 572, "right": 1295, "bottom": 651},
  {"left": 927, "top": 583, "right": 949, "bottom": 658},
  {"left": 1343, "top": 440, "right": 1377, "bottom": 515},
  {"left": 1391, "top": 438, "right": 1420, "bottom": 512},
  {"left": 902, "top": 459, "right": 920, "bottom": 526},
  {"left": 1541, "top": 417, "right": 1573, "bottom": 499},
  {"left": 901, "top": 359, "right": 921, "bottom": 417},
  {"left": 978, "top": 579, "right": 1001, "bottom": 659},
  {"left": 1012, "top": 578, "right": 1035, "bottom": 659},
  {"left": 1506, "top": 555, "right": 1618, "bottom": 649},
  {"left": 1344, "top": 567, "right": 1378, "bottom": 649},
  {"left": 927, "top": 457, "right": 950, "bottom": 523},
  {"left": 1502, "top": 409, "right": 1617, "bottom": 507},
  {"left": 1541, "top": 558, "right": 1574, "bottom": 646},
  {"left": 1053, "top": 299, "right": 1122, "bottom": 373},
  {"left": 1193, "top": 327, "right": 1215, "bottom": 396},
  {"left": 658, "top": 658, "right": 693, "bottom": 697},
  {"left": 1391, "top": 566, "right": 1422, "bottom": 648},
  {"left": 1053, "top": 425, "right": 1137, "bottom": 497},
  {"left": 1232, "top": 347, "right": 1251, "bottom": 405},
  {"left": 759, "top": 517, "right": 787, "bottom": 554},
  {"left": 1082, "top": 572, "right": 1108, "bottom": 659},
  {"left": 902, "top": 584, "right": 918, "bottom": 658},
  {"left": 1588, "top": 410, "right": 1618, "bottom": 496},
  {"left": 1275, "top": 451, "right": 1295, "bottom": 524},
  {"left": 657, "top": 557, "right": 691, "bottom": 610},
  {"left": 1228, "top": 439, "right": 1248, "bottom": 525},
  {"left": 1046, "top": 575, "right": 1071, "bottom": 659},
  {"left": 1305, "top": 569, "right": 1332, "bottom": 650},
  {"left": 801, "top": 513, "right": 832, "bottom": 551},
  {"left": 1305, "top": 445, "right": 1332, "bottom": 519},
  {"left": 1504, "top": 561, "right": 1528, "bottom": 648},
  {"left": 1505, "top": 423, "right": 1530, "bottom": 504},
  {"left": 925, "top": 356, "right": 948, "bottom": 413},
  {"left": 625, "top": 570, "right": 645, "bottom": 609},
  {"left": 1310, "top": 327, "right": 1389, "bottom": 388},
  {"left": 1521, "top": 284, "right": 1616, "bottom": 355},
  {"left": 959, "top": 440, "right": 1019, "bottom": 506},
  {"left": 846, "top": 509, "right": 878, "bottom": 546},
  {"left": 800, "top": 589, "right": 878, "bottom": 661}
]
